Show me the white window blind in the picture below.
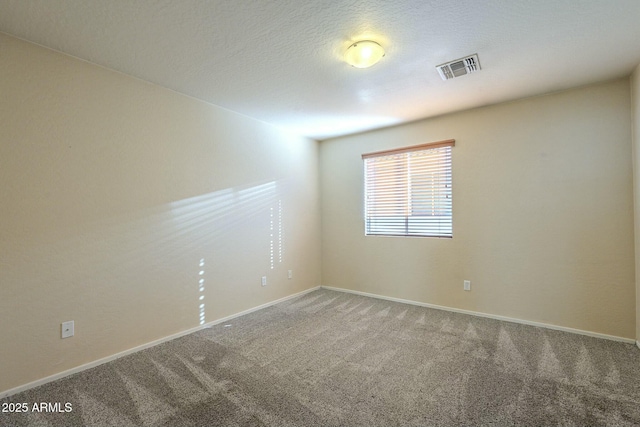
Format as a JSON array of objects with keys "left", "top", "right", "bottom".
[{"left": 363, "top": 139, "right": 454, "bottom": 238}]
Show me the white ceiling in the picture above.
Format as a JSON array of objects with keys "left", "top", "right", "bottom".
[{"left": 1, "top": 0, "right": 640, "bottom": 140}]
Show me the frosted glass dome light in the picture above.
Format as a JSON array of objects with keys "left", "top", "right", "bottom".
[{"left": 344, "top": 40, "right": 385, "bottom": 68}]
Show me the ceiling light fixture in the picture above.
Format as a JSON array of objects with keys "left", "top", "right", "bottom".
[{"left": 344, "top": 40, "right": 385, "bottom": 69}]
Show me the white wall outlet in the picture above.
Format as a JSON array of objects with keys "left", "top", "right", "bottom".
[
  {"left": 464, "top": 280, "right": 471, "bottom": 291},
  {"left": 61, "top": 321, "right": 74, "bottom": 338},
  {"left": 261, "top": 276, "right": 267, "bottom": 287},
  {"left": 288, "top": 270, "right": 293, "bottom": 279}
]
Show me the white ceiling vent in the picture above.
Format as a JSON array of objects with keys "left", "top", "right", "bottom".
[{"left": 436, "top": 54, "right": 481, "bottom": 80}]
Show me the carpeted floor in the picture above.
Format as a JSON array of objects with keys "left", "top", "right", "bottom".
[{"left": 2, "top": 288, "right": 640, "bottom": 426}]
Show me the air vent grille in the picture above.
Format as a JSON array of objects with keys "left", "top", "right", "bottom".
[{"left": 437, "top": 54, "right": 481, "bottom": 80}]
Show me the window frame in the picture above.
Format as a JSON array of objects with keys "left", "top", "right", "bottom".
[{"left": 362, "top": 139, "right": 455, "bottom": 238}]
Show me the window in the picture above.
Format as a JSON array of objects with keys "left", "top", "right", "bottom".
[{"left": 362, "top": 139, "right": 454, "bottom": 238}]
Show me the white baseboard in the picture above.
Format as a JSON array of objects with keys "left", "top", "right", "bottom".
[
  {"left": 0, "top": 286, "right": 320, "bottom": 399},
  {"left": 637, "top": 340, "right": 640, "bottom": 350},
  {"left": 321, "top": 286, "right": 636, "bottom": 345}
]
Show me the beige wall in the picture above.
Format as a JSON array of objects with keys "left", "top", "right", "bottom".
[
  {"left": 0, "top": 34, "right": 321, "bottom": 393},
  {"left": 321, "top": 79, "right": 635, "bottom": 339},
  {"left": 632, "top": 64, "right": 640, "bottom": 344}
]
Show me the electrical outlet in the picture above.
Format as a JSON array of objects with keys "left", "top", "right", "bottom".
[
  {"left": 61, "top": 321, "right": 74, "bottom": 338},
  {"left": 288, "top": 270, "right": 293, "bottom": 279},
  {"left": 261, "top": 276, "right": 267, "bottom": 287},
  {"left": 464, "top": 280, "right": 471, "bottom": 291}
]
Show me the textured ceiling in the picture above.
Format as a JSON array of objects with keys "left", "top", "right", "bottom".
[{"left": 1, "top": 0, "right": 640, "bottom": 140}]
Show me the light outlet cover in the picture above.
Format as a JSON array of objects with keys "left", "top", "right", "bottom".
[
  {"left": 464, "top": 280, "right": 471, "bottom": 291},
  {"left": 61, "top": 320, "right": 74, "bottom": 338}
]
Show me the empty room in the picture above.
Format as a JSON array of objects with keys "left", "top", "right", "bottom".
[{"left": 1, "top": 1, "right": 640, "bottom": 426}]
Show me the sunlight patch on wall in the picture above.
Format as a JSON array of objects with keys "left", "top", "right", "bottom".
[
  {"left": 168, "top": 180, "right": 282, "bottom": 323},
  {"left": 167, "top": 181, "right": 280, "bottom": 253},
  {"left": 269, "top": 199, "right": 284, "bottom": 270},
  {"left": 198, "top": 258, "right": 206, "bottom": 325},
  {"left": 270, "top": 206, "right": 274, "bottom": 269},
  {"left": 278, "top": 199, "right": 283, "bottom": 264},
  {"left": 11, "top": 179, "right": 285, "bottom": 333}
]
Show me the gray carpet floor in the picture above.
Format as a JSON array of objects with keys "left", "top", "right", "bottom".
[{"left": 2, "top": 288, "right": 640, "bottom": 426}]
